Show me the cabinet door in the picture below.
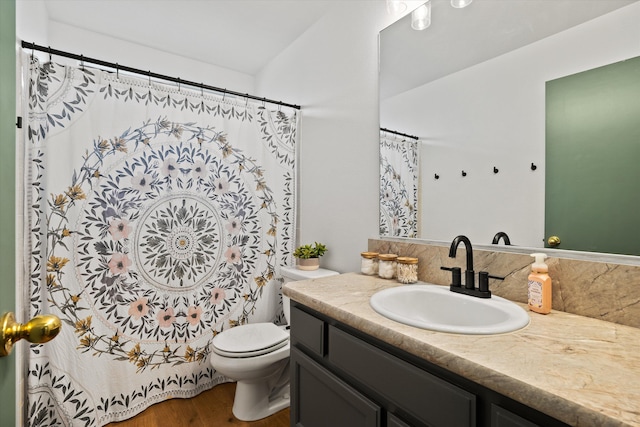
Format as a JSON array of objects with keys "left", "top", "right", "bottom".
[{"left": 291, "top": 347, "right": 381, "bottom": 427}]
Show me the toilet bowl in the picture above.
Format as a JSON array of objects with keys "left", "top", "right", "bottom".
[{"left": 210, "top": 266, "right": 339, "bottom": 421}]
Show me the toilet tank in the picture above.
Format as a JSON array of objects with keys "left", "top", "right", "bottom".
[{"left": 280, "top": 266, "right": 339, "bottom": 324}]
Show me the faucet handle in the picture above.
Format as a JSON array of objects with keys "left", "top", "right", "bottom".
[
  {"left": 478, "top": 271, "right": 505, "bottom": 294},
  {"left": 440, "top": 266, "right": 461, "bottom": 287}
]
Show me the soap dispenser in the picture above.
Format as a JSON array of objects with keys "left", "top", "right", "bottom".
[{"left": 528, "top": 253, "right": 551, "bottom": 314}]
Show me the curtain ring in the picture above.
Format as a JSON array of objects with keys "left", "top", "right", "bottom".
[
  {"left": 222, "top": 89, "right": 227, "bottom": 101},
  {"left": 177, "top": 77, "right": 181, "bottom": 92},
  {"left": 148, "top": 70, "right": 151, "bottom": 87},
  {"left": 201, "top": 83, "right": 204, "bottom": 97},
  {"left": 48, "top": 46, "right": 52, "bottom": 62},
  {"left": 245, "top": 94, "right": 249, "bottom": 107},
  {"left": 80, "top": 54, "right": 84, "bottom": 71},
  {"left": 30, "top": 43, "right": 34, "bottom": 61},
  {"left": 115, "top": 63, "right": 119, "bottom": 80}
]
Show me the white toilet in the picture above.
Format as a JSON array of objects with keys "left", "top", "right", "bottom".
[{"left": 209, "top": 266, "right": 339, "bottom": 421}]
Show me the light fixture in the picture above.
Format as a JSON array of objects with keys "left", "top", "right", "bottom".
[
  {"left": 411, "top": 2, "right": 431, "bottom": 31},
  {"left": 386, "top": 0, "right": 407, "bottom": 15},
  {"left": 451, "top": 0, "right": 473, "bottom": 8}
]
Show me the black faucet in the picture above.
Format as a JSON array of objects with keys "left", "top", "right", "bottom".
[
  {"left": 441, "top": 235, "right": 504, "bottom": 298},
  {"left": 492, "top": 231, "right": 511, "bottom": 245},
  {"left": 449, "top": 235, "right": 475, "bottom": 290}
]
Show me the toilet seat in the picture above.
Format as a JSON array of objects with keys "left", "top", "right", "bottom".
[{"left": 212, "top": 323, "right": 289, "bottom": 358}]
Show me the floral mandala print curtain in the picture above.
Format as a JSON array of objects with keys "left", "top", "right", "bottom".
[
  {"left": 379, "top": 131, "right": 419, "bottom": 238},
  {"left": 23, "top": 56, "right": 298, "bottom": 426}
]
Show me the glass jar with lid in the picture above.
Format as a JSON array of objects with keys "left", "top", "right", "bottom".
[
  {"left": 360, "top": 252, "right": 379, "bottom": 276},
  {"left": 377, "top": 254, "right": 398, "bottom": 279},
  {"left": 396, "top": 256, "right": 419, "bottom": 284}
]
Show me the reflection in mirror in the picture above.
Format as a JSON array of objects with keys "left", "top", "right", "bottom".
[
  {"left": 379, "top": 0, "right": 640, "bottom": 255},
  {"left": 545, "top": 55, "right": 640, "bottom": 256},
  {"left": 379, "top": 129, "right": 419, "bottom": 238}
]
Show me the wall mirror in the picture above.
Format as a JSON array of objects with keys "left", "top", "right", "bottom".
[{"left": 379, "top": 0, "right": 640, "bottom": 257}]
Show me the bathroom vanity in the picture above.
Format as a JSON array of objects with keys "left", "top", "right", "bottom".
[{"left": 284, "top": 273, "right": 640, "bottom": 427}]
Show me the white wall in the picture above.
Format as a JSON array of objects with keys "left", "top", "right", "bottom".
[
  {"left": 16, "top": 3, "right": 254, "bottom": 94},
  {"left": 381, "top": 2, "right": 640, "bottom": 248},
  {"left": 256, "top": 2, "right": 416, "bottom": 274},
  {"left": 16, "top": 0, "right": 48, "bottom": 46}
]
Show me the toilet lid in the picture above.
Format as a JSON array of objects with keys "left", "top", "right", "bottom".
[{"left": 212, "top": 323, "right": 289, "bottom": 358}]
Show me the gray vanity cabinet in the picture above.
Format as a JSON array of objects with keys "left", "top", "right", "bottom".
[{"left": 290, "top": 303, "right": 569, "bottom": 427}]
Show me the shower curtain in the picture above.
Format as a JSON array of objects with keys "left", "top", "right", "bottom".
[
  {"left": 22, "top": 54, "right": 298, "bottom": 426},
  {"left": 379, "top": 131, "right": 419, "bottom": 238}
]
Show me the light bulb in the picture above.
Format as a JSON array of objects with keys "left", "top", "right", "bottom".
[
  {"left": 411, "top": 3, "right": 431, "bottom": 31},
  {"left": 451, "top": 0, "right": 473, "bottom": 8},
  {"left": 386, "top": 0, "right": 407, "bottom": 14}
]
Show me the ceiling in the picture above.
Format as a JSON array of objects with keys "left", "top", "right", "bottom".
[
  {"left": 42, "top": 0, "right": 639, "bottom": 91},
  {"left": 43, "top": 0, "right": 336, "bottom": 76},
  {"left": 380, "top": 0, "right": 639, "bottom": 99}
]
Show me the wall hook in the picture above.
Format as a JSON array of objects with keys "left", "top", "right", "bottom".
[
  {"left": 461, "top": 170, "right": 467, "bottom": 177},
  {"left": 434, "top": 173, "right": 440, "bottom": 180},
  {"left": 493, "top": 166, "right": 499, "bottom": 174},
  {"left": 531, "top": 162, "right": 537, "bottom": 171}
]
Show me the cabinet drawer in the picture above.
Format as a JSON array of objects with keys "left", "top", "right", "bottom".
[
  {"left": 388, "top": 413, "right": 412, "bottom": 427},
  {"left": 290, "top": 306, "right": 326, "bottom": 357},
  {"left": 491, "top": 405, "right": 539, "bottom": 427},
  {"left": 291, "top": 346, "right": 381, "bottom": 427},
  {"left": 329, "top": 325, "right": 476, "bottom": 427}
]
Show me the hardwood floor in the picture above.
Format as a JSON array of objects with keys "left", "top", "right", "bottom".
[{"left": 106, "top": 382, "right": 290, "bottom": 427}]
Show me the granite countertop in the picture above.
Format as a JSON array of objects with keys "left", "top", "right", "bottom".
[{"left": 283, "top": 272, "right": 640, "bottom": 427}]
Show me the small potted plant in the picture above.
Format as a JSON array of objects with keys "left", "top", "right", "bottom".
[{"left": 293, "top": 242, "right": 327, "bottom": 271}]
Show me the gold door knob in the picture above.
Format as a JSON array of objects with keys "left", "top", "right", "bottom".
[
  {"left": 1, "top": 312, "right": 62, "bottom": 357},
  {"left": 547, "top": 236, "right": 561, "bottom": 247}
]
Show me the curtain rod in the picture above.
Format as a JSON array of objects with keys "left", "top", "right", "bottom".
[
  {"left": 22, "top": 41, "right": 301, "bottom": 110},
  {"left": 380, "top": 127, "right": 418, "bottom": 140}
]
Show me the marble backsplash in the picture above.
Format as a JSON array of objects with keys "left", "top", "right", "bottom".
[{"left": 369, "top": 238, "right": 640, "bottom": 329}]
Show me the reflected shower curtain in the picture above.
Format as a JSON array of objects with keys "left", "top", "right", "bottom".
[
  {"left": 22, "top": 54, "right": 298, "bottom": 426},
  {"left": 379, "top": 131, "right": 419, "bottom": 238}
]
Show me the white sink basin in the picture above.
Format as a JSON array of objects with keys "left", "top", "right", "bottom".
[{"left": 370, "top": 284, "right": 529, "bottom": 335}]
